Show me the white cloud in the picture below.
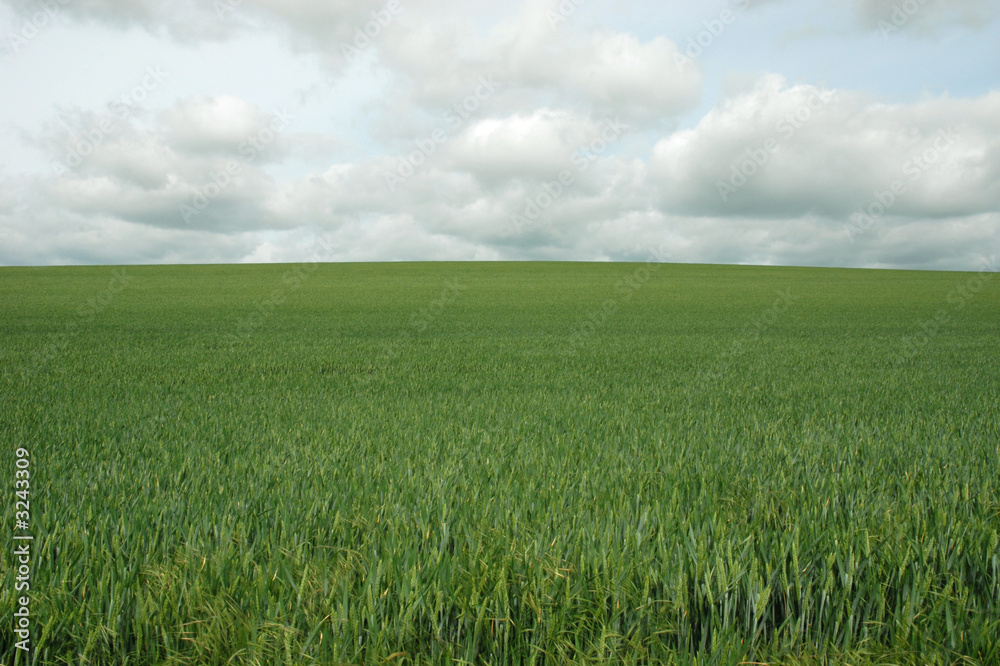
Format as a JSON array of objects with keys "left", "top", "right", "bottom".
[
  {"left": 13, "top": 95, "right": 306, "bottom": 235},
  {"left": 160, "top": 95, "right": 275, "bottom": 154},
  {"left": 374, "top": 6, "right": 701, "bottom": 126},
  {"left": 535, "top": 31, "right": 701, "bottom": 122},
  {"left": 650, "top": 76, "right": 1000, "bottom": 221},
  {"left": 1, "top": 0, "right": 998, "bottom": 270},
  {"left": 3, "top": 75, "right": 998, "bottom": 270},
  {"left": 445, "top": 110, "right": 620, "bottom": 184}
]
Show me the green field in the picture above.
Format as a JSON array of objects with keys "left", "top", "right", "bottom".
[{"left": 2, "top": 261, "right": 999, "bottom": 664}]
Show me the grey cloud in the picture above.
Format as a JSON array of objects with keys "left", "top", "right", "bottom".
[
  {"left": 16, "top": 95, "right": 308, "bottom": 235},
  {"left": 1, "top": 0, "right": 389, "bottom": 44},
  {"left": 848, "top": 0, "right": 1000, "bottom": 33}
]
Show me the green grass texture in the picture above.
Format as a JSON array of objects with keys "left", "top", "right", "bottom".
[{"left": 1, "top": 261, "right": 998, "bottom": 664}]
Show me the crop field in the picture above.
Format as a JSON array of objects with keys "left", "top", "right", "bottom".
[{"left": 1, "top": 260, "right": 999, "bottom": 664}]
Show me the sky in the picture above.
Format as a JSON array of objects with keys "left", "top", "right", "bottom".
[{"left": 0, "top": 0, "right": 998, "bottom": 269}]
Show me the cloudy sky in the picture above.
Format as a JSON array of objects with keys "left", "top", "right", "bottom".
[{"left": 1, "top": 0, "right": 998, "bottom": 269}]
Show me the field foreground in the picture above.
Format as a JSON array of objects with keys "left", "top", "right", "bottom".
[{"left": 1, "top": 261, "right": 999, "bottom": 664}]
